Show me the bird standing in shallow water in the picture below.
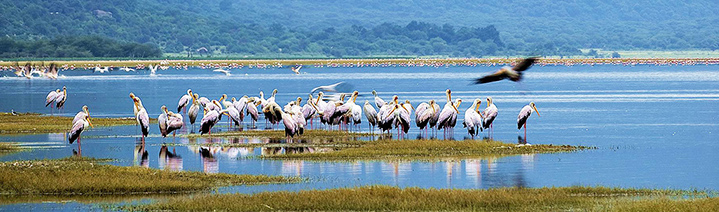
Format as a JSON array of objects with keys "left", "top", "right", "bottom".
[
  {"left": 177, "top": 89, "right": 193, "bottom": 113},
  {"left": 133, "top": 96, "right": 150, "bottom": 141},
  {"left": 463, "top": 99, "right": 483, "bottom": 139},
  {"left": 482, "top": 97, "right": 498, "bottom": 138},
  {"left": 69, "top": 113, "right": 93, "bottom": 156},
  {"left": 517, "top": 102, "right": 540, "bottom": 139}
]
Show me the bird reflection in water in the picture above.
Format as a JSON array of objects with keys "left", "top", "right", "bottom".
[
  {"left": 465, "top": 159, "right": 482, "bottom": 188},
  {"left": 518, "top": 135, "right": 527, "bottom": 145},
  {"left": 134, "top": 143, "right": 149, "bottom": 168},
  {"left": 199, "top": 146, "right": 219, "bottom": 173},
  {"left": 281, "top": 160, "right": 304, "bottom": 176},
  {"left": 159, "top": 144, "right": 183, "bottom": 171}
]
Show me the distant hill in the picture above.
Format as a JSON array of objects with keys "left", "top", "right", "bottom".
[{"left": 2, "top": 0, "right": 718, "bottom": 57}]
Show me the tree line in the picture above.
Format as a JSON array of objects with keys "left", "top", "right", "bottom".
[{"left": 0, "top": 36, "right": 162, "bottom": 58}]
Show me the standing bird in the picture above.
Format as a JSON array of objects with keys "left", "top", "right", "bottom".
[
  {"left": 246, "top": 98, "right": 260, "bottom": 128},
  {"left": 220, "top": 94, "right": 233, "bottom": 109},
  {"left": 45, "top": 89, "right": 61, "bottom": 114},
  {"left": 302, "top": 94, "right": 317, "bottom": 129},
  {"left": 363, "top": 100, "right": 377, "bottom": 133},
  {"left": 68, "top": 114, "right": 93, "bottom": 155},
  {"left": 474, "top": 57, "right": 538, "bottom": 84},
  {"left": 200, "top": 108, "right": 220, "bottom": 135},
  {"left": 177, "top": 89, "right": 193, "bottom": 113},
  {"left": 165, "top": 110, "right": 184, "bottom": 138},
  {"left": 415, "top": 100, "right": 436, "bottom": 137},
  {"left": 428, "top": 99, "right": 441, "bottom": 136},
  {"left": 372, "top": 90, "right": 386, "bottom": 109},
  {"left": 233, "top": 96, "right": 251, "bottom": 125},
  {"left": 437, "top": 98, "right": 461, "bottom": 140},
  {"left": 54, "top": 86, "right": 67, "bottom": 113},
  {"left": 188, "top": 93, "right": 200, "bottom": 131},
  {"left": 221, "top": 107, "right": 242, "bottom": 129},
  {"left": 72, "top": 105, "right": 90, "bottom": 126},
  {"left": 159, "top": 105, "right": 169, "bottom": 137},
  {"left": 129, "top": 93, "right": 144, "bottom": 117},
  {"left": 133, "top": 97, "right": 150, "bottom": 140},
  {"left": 463, "top": 99, "right": 483, "bottom": 139},
  {"left": 482, "top": 97, "right": 498, "bottom": 137},
  {"left": 262, "top": 102, "right": 283, "bottom": 129},
  {"left": 517, "top": 102, "right": 540, "bottom": 139}
]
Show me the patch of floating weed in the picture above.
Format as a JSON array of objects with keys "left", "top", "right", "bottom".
[
  {"left": 262, "top": 139, "right": 592, "bottom": 161},
  {"left": 0, "top": 113, "right": 156, "bottom": 135},
  {"left": 0, "top": 142, "right": 23, "bottom": 157},
  {"left": 0, "top": 157, "right": 301, "bottom": 197}
]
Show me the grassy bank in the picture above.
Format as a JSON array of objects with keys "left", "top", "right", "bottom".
[
  {"left": 261, "top": 139, "right": 589, "bottom": 161},
  {"left": 0, "top": 113, "right": 155, "bottom": 135},
  {"left": 0, "top": 157, "right": 301, "bottom": 196},
  {"left": 125, "top": 185, "right": 716, "bottom": 211}
]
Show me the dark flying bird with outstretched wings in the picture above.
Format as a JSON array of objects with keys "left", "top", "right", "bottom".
[{"left": 474, "top": 57, "right": 538, "bottom": 84}]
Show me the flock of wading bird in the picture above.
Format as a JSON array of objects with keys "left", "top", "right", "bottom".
[{"left": 62, "top": 57, "right": 542, "bottom": 146}]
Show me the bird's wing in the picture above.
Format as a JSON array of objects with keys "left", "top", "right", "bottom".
[
  {"left": 512, "top": 57, "right": 538, "bottom": 72},
  {"left": 474, "top": 71, "right": 508, "bottom": 84}
]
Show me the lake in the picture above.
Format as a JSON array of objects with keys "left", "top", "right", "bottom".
[{"left": 1, "top": 64, "right": 718, "bottom": 210}]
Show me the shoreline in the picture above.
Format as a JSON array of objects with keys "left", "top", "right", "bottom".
[{"left": 2, "top": 57, "right": 719, "bottom": 70}]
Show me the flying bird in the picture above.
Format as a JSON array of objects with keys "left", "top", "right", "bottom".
[
  {"left": 474, "top": 57, "right": 538, "bottom": 84},
  {"left": 291, "top": 65, "right": 302, "bottom": 74}
]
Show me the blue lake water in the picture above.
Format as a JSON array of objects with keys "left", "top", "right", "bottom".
[{"left": 1, "top": 64, "right": 718, "bottom": 210}]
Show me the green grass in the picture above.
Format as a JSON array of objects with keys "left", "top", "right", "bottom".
[
  {"left": 0, "top": 142, "right": 23, "bottom": 157},
  {"left": 0, "top": 112, "right": 156, "bottom": 135},
  {"left": 0, "top": 157, "right": 301, "bottom": 196},
  {"left": 124, "top": 185, "right": 716, "bottom": 211},
  {"left": 260, "top": 139, "right": 590, "bottom": 161}
]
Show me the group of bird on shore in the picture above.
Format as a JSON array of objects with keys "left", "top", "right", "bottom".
[{"left": 61, "top": 57, "right": 543, "bottom": 146}]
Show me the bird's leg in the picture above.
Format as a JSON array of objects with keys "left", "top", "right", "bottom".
[
  {"left": 524, "top": 123, "right": 527, "bottom": 139},
  {"left": 78, "top": 136, "right": 82, "bottom": 157}
]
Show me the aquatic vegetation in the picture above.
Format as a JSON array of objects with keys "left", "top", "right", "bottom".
[
  {"left": 0, "top": 143, "right": 22, "bottom": 157},
  {"left": 0, "top": 113, "right": 156, "bottom": 135},
  {"left": 261, "top": 139, "right": 591, "bottom": 161},
  {"left": 0, "top": 157, "right": 301, "bottom": 196},
  {"left": 125, "top": 185, "right": 714, "bottom": 211}
]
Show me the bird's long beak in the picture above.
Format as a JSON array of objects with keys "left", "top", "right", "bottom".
[
  {"left": 475, "top": 101, "right": 481, "bottom": 112},
  {"left": 533, "top": 104, "right": 540, "bottom": 117},
  {"left": 430, "top": 104, "right": 435, "bottom": 112},
  {"left": 452, "top": 102, "right": 459, "bottom": 113},
  {"left": 87, "top": 117, "right": 94, "bottom": 128},
  {"left": 389, "top": 106, "right": 397, "bottom": 115}
]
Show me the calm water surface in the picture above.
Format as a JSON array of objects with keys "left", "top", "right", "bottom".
[{"left": 1, "top": 64, "right": 718, "bottom": 210}]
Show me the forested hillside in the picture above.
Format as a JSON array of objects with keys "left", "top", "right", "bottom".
[{"left": 2, "top": 0, "right": 718, "bottom": 58}]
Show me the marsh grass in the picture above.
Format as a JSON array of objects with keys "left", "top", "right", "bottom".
[
  {"left": 0, "top": 142, "right": 22, "bottom": 157},
  {"left": 125, "top": 185, "right": 715, "bottom": 211},
  {"left": 262, "top": 139, "right": 591, "bottom": 161},
  {"left": 0, "top": 157, "right": 301, "bottom": 197},
  {"left": 0, "top": 113, "right": 156, "bottom": 135}
]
